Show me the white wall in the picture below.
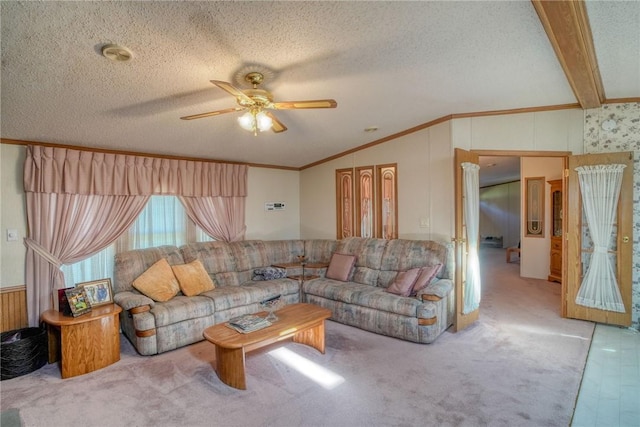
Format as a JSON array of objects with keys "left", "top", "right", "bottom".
[
  {"left": 520, "top": 157, "right": 563, "bottom": 280},
  {"left": 479, "top": 181, "right": 521, "bottom": 248},
  {"left": 300, "top": 121, "right": 454, "bottom": 243},
  {"left": 0, "top": 144, "right": 28, "bottom": 287},
  {"left": 245, "top": 167, "right": 300, "bottom": 240},
  {"left": 452, "top": 109, "right": 584, "bottom": 152},
  {"left": 0, "top": 143, "right": 302, "bottom": 289}
]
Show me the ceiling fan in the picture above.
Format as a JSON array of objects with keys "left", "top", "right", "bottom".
[{"left": 180, "top": 71, "right": 337, "bottom": 135}]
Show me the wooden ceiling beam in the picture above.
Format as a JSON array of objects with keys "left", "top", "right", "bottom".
[{"left": 532, "top": 0, "right": 605, "bottom": 108}]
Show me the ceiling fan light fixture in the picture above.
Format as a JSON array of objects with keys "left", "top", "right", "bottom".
[
  {"left": 256, "top": 111, "right": 273, "bottom": 131},
  {"left": 238, "top": 109, "right": 272, "bottom": 135},
  {"left": 238, "top": 111, "right": 254, "bottom": 131}
]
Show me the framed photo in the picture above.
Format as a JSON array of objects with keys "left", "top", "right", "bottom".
[
  {"left": 65, "top": 288, "right": 92, "bottom": 317},
  {"left": 76, "top": 278, "right": 113, "bottom": 307},
  {"left": 58, "top": 288, "right": 73, "bottom": 316},
  {"left": 525, "top": 177, "right": 545, "bottom": 237}
]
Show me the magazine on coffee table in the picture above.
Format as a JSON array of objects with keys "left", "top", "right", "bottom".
[{"left": 227, "top": 314, "right": 272, "bottom": 334}]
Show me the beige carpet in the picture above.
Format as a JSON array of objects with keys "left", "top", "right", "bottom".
[{"left": 0, "top": 248, "right": 594, "bottom": 427}]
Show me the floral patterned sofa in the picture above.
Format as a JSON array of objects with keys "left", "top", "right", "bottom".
[
  {"left": 303, "top": 237, "right": 454, "bottom": 344},
  {"left": 113, "top": 238, "right": 454, "bottom": 355}
]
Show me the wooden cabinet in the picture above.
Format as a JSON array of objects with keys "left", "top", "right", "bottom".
[{"left": 548, "top": 179, "right": 562, "bottom": 283}]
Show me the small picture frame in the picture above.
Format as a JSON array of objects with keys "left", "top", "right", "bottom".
[
  {"left": 76, "top": 278, "right": 113, "bottom": 307},
  {"left": 58, "top": 288, "right": 73, "bottom": 316},
  {"left": 65, "top": 288, "right": 92, "bottom": 317}
]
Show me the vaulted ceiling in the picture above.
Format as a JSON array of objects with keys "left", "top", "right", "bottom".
[{"left": 1, "top": 1, "right": 638, "bottom": 169}]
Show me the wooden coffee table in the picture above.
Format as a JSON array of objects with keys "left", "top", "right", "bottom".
[{"left": 203, "top": 303, "right": 331, "bottom": 390}]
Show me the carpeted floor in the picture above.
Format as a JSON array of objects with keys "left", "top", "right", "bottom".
[{"left": 0, "top": 248, "right": 594, "bottom": 426}]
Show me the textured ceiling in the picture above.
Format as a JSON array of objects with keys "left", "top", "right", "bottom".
[{"left": 1, "top": 1, "right": 639, "bottom": 169}]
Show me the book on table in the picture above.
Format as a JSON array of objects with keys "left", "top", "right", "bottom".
[{"left": 227, "top": 314, "right": 272, "bottom": 333}]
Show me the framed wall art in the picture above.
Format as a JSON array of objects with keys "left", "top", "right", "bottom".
[
  {"left": 525, "top": 177, "right": 545, "bottom": 237},
  {"left": 336, "top": 168, "right": 354, "bottom": 239},
  {"left": 377, "top": 164, "right": 398, "bottom": 239},
  {"left": 355, "top": 166, "right": 375, "bottom": 238}
]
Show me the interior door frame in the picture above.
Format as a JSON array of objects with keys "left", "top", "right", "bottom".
[{"left": 469, "top": 149, "right": 570, "bottom": 315}]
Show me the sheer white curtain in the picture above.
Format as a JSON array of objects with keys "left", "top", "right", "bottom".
[
  {"left": 119, "top": 196, "right": 189, "bottom": 249},
  {"left": 62, "top": 196, "right": 213, "bottom": 288},
  {"left": 575, "top": 164, "right": 626, "bottom": 313},
  {"left": 462, "top": 162, "right": 481, "bottom": 314}
]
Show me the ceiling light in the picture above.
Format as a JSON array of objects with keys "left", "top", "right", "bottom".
[
  {"left": 601, "top": 119, "right": 617, "bottom": 131},
  {"left": 101, "top": 44, "right": 133, "bottom": 62},
  {"left": 238, "top": 109, "right": 272, "bottom": 136}
]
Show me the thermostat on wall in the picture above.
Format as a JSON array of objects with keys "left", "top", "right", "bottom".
[{"left": 265, "top": 202, "right": 286, "bottom": 211}]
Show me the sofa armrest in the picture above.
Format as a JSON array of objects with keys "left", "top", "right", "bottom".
[
  {"left": 418, "top": 278, "right": 453, "bottom": 301},
  {"left": 113, "top": 291, "right": 155, "bottom": 311}
]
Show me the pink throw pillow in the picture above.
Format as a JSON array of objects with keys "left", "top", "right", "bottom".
[
  {"left": 386, "top": 267, "right": 422, "bottom": 297},
  {"left": 410, "top": 263, "right": 443, "bottom": 296},
  {"left": 325, "top": 253, "right": 357, "bottom": 281}
]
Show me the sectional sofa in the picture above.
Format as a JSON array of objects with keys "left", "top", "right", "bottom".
[{"left": 113, "top": 237, "right": 454, "bottom": 356}]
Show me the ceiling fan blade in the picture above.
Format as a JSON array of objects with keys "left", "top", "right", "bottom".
[
  {"left": 210, "top": 80, "right": 254, "bottom": 105},
  {"left": 265, "top": 112, "right": 287, "bottom": 133},
  {"left": 273, "top": 99, "right": 337, "bottom": 109},
  {"left": 180, "top": 107, "right": 244, "bottom": 120}
]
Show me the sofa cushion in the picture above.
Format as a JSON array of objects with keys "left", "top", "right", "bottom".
[
  {"left": 230, "top": 240, "right": 269, "bottom": 271},
  {"left": 325, "top": 253, "right": 357, "bottom": 281},
  {"left": 132, "top": 259, "right": 180, "bottom": 302},
  {"left": 149, "top": 295, "right": 216, "bottom": 327},
  {"left": 172, "top": 260, "right": 216, "bottom": 296},
  {"left": 263, "top": 240, "right": 305, "bottom": 265},
  {"left": 351, "top": 287, "right": 425, "bottom": 317},
  {"left": 114, "top": 245, "right": 183, "bottom": 294},
  {"left": 411, "top": 263, "right": 442, "bottom": 296},
  {"left": 304, "top": 239, "right": 337, "bottom": 264},
  {"left": 303, "top": 279, "right": 372, "bottom": 304},
  {"left": 386, "top": 267, "right": 421, "bottom": 297},
  {"left": 200, "top": 279, "right": 299, "bottom": 311},
  {"left": 378, "top": 239, "right": 449, "bottom": 287},
  {"left": 180, "top": 242, "right": 238, "bottom": 286}
]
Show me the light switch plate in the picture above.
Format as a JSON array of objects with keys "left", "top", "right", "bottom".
[{"left": 7, "top": 229, "right": 19, "bottom": 241}]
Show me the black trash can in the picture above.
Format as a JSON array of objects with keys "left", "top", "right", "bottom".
[{"left": 1, "top": 327, "right": 48, "bottom": 380}]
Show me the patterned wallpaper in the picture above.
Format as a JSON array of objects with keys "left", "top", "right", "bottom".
[{"left": 584, "top": 102, "right": 640, "bottom": 330}]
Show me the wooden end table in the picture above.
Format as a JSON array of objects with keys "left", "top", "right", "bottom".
[
  {"left": 272, "top": 262, "right": 328, "bottom": 301},
  {"left": 41, "top": 303, "right": 122, "bottom": 379},
  {"left": 203, "top": 303, "right": 331, "bottom": 390}
]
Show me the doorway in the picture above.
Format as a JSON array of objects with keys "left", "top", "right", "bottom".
[{"left": 478, "top": 154, "right": 564, "bottom": 281}]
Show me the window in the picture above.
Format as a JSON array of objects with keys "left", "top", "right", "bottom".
[{"left": 61, "top": 196, "right": 213, "bottom": 288}]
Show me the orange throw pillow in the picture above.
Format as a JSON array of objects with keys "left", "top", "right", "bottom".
[
  {"left": 132, "top": 259, "right": 180, "bottom": 302},
  {"left": 172, "top": 260, "right": 216, "bottom": 296}
]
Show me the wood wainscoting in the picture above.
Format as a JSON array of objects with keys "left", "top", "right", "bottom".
[{"left": 1, "top": 285, "right": 28, "bottom": 332}]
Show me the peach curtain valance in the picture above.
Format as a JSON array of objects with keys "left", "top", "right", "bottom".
[{"left": 24, "top": 145, "right": 247, "bottom": 197}]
